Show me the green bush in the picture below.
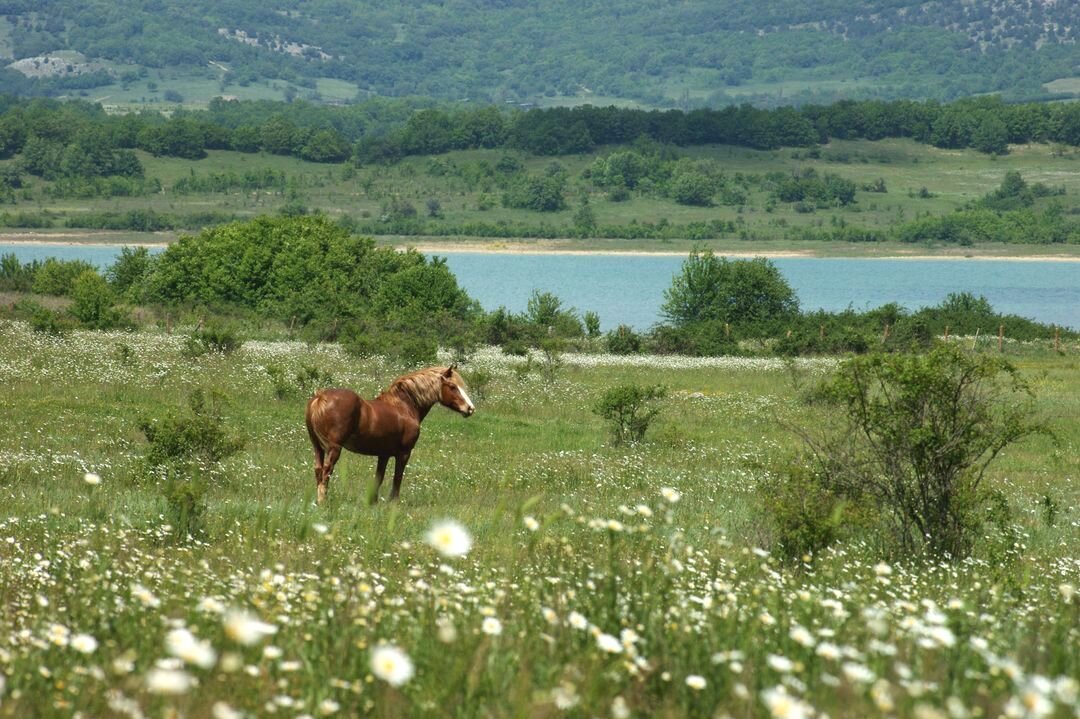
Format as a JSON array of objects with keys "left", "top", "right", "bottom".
[
  {"left": 27, "top": 303, "right": 73, "bottom": 336},
  {"left": 761, "top": 462, "right": 867, "bottom": 562},
  {"left": 799, "top": 346, "right": 1046, "bottom": 558},
  {"left": 69, "top": 270, "right": 129, "bottom": 330},
  {"left": 139, "top": 389, "right": 245, "bottom": 468},
  {"left": 267, "top": 363, "right": 335, "bottom": 400},
  {"left": 161, "top": 466, "right": 209, "bottom": 541},
  {"left": 184, "top": 323, "right": 243, "bottom": 357},
  {"left": 605, "top": 325, "right": 643, "bottom": 354},
  {"left": 593, "top": 383, "right": 667, "bottom": 445},
  {"left": 0, "top": 253, "right": 38, "bottom": 292},
  {"left": 31, "top": 258, "right": 97, "bottom": 297},
  {"left": 661, "top": 250, "right": 799, "bottom": 332},
  {"left": 340, "top": 323, "right": 438, "bottom": 367}
]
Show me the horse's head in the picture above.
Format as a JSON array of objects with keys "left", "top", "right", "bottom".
[{"left": 439, "top": 365, "right": 475, "bottom": 417}]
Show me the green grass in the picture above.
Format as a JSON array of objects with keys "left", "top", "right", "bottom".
[{"left": 0, "top": 321, "right": 1077, "bottom": 717}]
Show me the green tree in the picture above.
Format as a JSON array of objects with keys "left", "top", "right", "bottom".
[
  {"left": 299, "top": 129, "right": 352, "bottom": 163},
  {"left": 668, "top": 171, "right": 714, "bottom": 206},
  {"left": 572, "top": 197, "right": 597, "bottom": 236},
  {"left": 106, "top": 246, "right": 155, "bottom": 302},
  {"left": 971, "top": 114, "right": 1009, "bottom": 155},
  {"left": 502, "top": 174, "right": 567, "bottom": 212},
  {"left": 661, "top": 250, "right": 799, "bottom": 330}
]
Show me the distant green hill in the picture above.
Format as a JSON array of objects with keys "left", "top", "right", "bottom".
[{"left": 2, "top": 1, "right": 1080, "bottom": 108}]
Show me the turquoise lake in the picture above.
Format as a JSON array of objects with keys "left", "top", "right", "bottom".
[{"left": 3, "top": 243, "right": 1078, "bottom": 330}]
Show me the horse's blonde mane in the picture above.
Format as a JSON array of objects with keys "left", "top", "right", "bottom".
[{"left": 379, "top": 366, "right": 460, "bottom": 409}]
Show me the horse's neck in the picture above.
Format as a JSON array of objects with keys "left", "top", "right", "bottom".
[{"left": 379, "top": 386, "right": 436, "bottom": 422}]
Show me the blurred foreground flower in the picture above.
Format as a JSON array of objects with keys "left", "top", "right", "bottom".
[
  {"left": 426, "top": 519, "right": 472, "bottom": 558},
  {"left": 481, "top": 617, "right": 503, "bottom": 636},
  {"left": 83, "top": 472, "right": 101, "bottom": 486},
  {"left": 70, "top": 634, "right": 98, "bottom": 654},
  {"left": 167, "top": 628, "right": 217, "bottom": 668},
  {"left": 224, "top": 610, "right": 278, "bottom": 645},
  {"left": 146, "top": 668, "right": 194, "bottom": 695},
  {"left": 371, "top": 645, "right": 414, "bottom": 687}
]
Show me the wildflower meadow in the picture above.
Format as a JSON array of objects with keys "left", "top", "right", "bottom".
[{"left": 0, "top": 320, "right": 1077, "bottom": 718}]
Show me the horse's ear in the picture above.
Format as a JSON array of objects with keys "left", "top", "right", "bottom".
[{"left": 444, "top": 365, "right": 456, "bottom": 377}]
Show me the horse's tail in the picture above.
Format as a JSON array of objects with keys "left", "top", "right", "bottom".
[{"left": 306, "top": 390, "right": 332, "bottom": 450}]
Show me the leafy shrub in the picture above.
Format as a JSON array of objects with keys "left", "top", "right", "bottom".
[
  {"left": 267, "top": 363, "right": 335, "bottom": 400},
  {"left": 28, "top": 303, "right": 72, "bottom": 336},
  {"left": 69, "top": 270, "right": 129, "bottom": 330},
  {"left": 341, "top": 323, "right": 438, "bottom": 367},
  {"left": 605, "top": 325, "right": 643, "bottom": 354},
  {"left": 462, "top": 367, "right": 492, "bottom": 401},
  {"left": 161, "top": 466, "right": 208, "bottom": 541},
  {"left": 139, "top": 389, "right": 245, "bottom": 469},
  {"left": 537, "top": 338, "right": 564, "bottom": 383},
  {"left": 106, "top": 246, "right": 155, "bottom": 302},
  {"left": 761, "top": 461, "right": 868, "bottom": 562},
  {"left": 0, "top": 253, "right": 38, "bottom": 292},
  {"left": 184, "top": 323, "right": 242, "bottom": 357},
  {"left": 593, "top": 383, "right": 667, "bottom": 445},
  {"left": 661, "top": 250, "right": 799, "bottom": 332},
  {"left": 501, "top": 174, "right": 567, "bottom": 212},
  {"left": 797, "top": 346, "right": 1046, "bottom": 558},
  {"left": 583, "top": 311, "right": 601, "bottom": 338},
  {"left": 31, "top": 258, "right": 97, "bottom": 297}
]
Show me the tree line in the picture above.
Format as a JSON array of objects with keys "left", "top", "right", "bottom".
[{"left": 1, "top": 95, "right": 1079, "bottom": 184}]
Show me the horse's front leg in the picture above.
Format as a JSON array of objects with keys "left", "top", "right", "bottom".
[
  {"left": 389, "top": 451, "right": 412, "bottom": 501},
  {"left": 370, "top": 455, "right": 390, "bottom": 505}
]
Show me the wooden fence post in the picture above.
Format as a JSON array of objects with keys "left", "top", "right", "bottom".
[
  {"left": 883, "top": 322, "right": 890, "bottom": 343},
  {"left": 971, "top": 328, "right": 980, "bottom": 351},
  {"left": 998, "top": 324, "right": 1004, "bottom": 353},
  {"left": 1055, "top": 326, "right": 1060, "bottom": 353},
  {"left": 944, "top": 325, "right": 950, "bottom": 341}
]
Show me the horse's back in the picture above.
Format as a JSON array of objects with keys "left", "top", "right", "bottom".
[{"left": 306, "top": 388, "right": 364, "bottom": 447}]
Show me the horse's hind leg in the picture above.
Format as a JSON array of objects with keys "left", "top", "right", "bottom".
[
  {"left": 318, "top": 445, "right": 342, "bottom": 505},
  {"left": 389, "top": 451, "right": 411, "bottom": 501},
  {"left": 370, "top": 456, "right": 390, "bottom": 505},
  {"left": 307, "top": 425, "right": 327, "bottom": 504}
]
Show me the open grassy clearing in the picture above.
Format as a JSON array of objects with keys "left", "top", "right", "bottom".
[{"left": 0, "top": 320, "right": 1077, "bottom": 717}]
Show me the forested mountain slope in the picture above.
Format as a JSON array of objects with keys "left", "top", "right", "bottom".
[{"left": 1, "top": 0, "right": 1079, "bottom": 107}]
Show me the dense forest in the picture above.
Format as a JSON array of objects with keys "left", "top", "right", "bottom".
[{"left": 1, "top": 1, "right": 1079, "bottom": 107}]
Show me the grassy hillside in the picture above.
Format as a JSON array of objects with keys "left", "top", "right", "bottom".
[
  {"left": 3, "top": 1, "right": 1080, "bottom": 108},
  {"left": 0, "top": 321, "right": 1076, "bottom": 716},
  {"left": 4, "top": 137, "right": 1080, "bottom": 256}
]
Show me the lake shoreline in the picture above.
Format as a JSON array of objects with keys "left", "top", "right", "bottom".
[{"left": 3, "top": 230, "right": 1080, "bottom": 262}]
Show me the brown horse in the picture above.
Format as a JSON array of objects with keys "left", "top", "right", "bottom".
[{"left": 305, "top": 365, "right": 475, "bottom": 505}]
